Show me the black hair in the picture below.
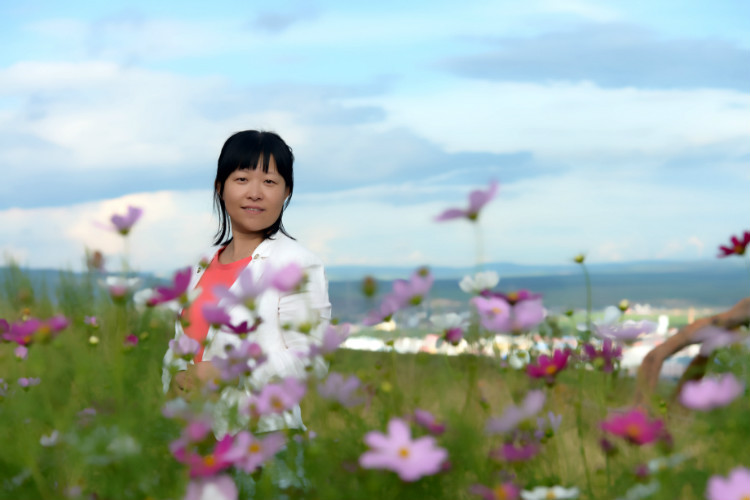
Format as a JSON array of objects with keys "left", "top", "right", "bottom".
[{"left": 213, "top": 130, "right": 295, "bottom": 246}]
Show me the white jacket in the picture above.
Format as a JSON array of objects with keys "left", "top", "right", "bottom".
[{"left": 162, "top": 233, "right": 331, "bottom": 435}]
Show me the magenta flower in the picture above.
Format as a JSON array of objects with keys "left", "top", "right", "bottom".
[
  {"left": 359, "top": 418, "right": 448, "bottom": 482},
  {"left": 582, "top": 338, "right": 622, "bottom": 373},
  {"left": 148, "top": 267, "right": 192, "bottom": 306},
  {"left": 3, "top": 315, "right": 69, "bottom": 345},
  {"left": 223, "top": 318, "right": 262, "bottom": 335},
  {"left": 124, "top": 334, "right": 139, "bottom": 347},
  {"left": 470, "top": 482, "right": 520, "bottom": 500},
  {"left": 227, "top": 431, "right": 286, "bottom": 473},
  {"left": 486, "top": 390, "right": 545, "bottom": 434},
  {"left": 718, "top": 230, "right": 750, "bottom": 258},
  {"left": 489, "top": 442, "right": 540, "bottom": 462},
  {"left": 172, "top": 434, "right": 235, "bottom": 478},
  {"left": 214, "top": 266, "right": 268, "bottom": 310},
  {"left": 169, "top": 335, "right": 201, "bottom": 359},
  {"left": 435, "top": 180, "right": 499, "bottom": 222},
  {"left": 270, "top": 262, "right": 305, "bottom": 292},
  {"left": 246, "top": 377, "right": 306, "bottom": 417},
  {"left": 413, "top": 409, "right": 446, "bottom": 436},
  {"left": 202, "top": 304, "right": 232, "bottom": 329},
  {"left": 707, "top": 467, "right": 750, "bottom": 500},
  {"left": 489, "top": 289, "right": 542, "bottom": 305},
  {"left": 601, "top": 408, "right": 664, "bottom": 446},
  {"left": 680, "top": 373, "right": 744, "bottom": 411},
  {"left": 185, "top": 474, "right": 238, "bottom": 500},
  {"left": 526, "top": 349, "right": 571, "bottom": 383},
  {"left": 318, "top": 373, "right": 364, "bottom": 407},
  {"left": 444, "top": 327, "right": 464, "bottom": 345},
  {"left": 109, "top": 206, "right": 143, "bottom": 236}
]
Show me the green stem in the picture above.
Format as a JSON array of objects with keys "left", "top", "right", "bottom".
[
  {"left": 581, "top": 263, "right": 593, "bottom": 342},
  {"left": 575, "top": 368, "right": 594, "bottom": 499},
  {"left": 474, "top": 222, "right": 485, "bottom": 272}
]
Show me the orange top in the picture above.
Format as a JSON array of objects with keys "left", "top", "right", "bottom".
[{"left": 182, "top": 248, "right": 253, "bottom": 362}]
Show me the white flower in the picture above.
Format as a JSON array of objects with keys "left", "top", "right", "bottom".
[
  {"left": 615, "top": 480, "right": 660, "bottom": 500},
  {"left": 521, "top": 486, "right": 580, "bottom": 499},
  {"left": 647, "top": 453, "right": 687, "bottom": 473},
  {"left": 430, "top": 312, "right": 469, "bottom": 330},
  {"left": 459, "top": 271, "right": 499, "bottom": 294},
  {"left": 40, "top": 430, "right": 59, "bottom": 447},
  {"left": 508, "top": 349, "right": 530, "bottom": 369}
]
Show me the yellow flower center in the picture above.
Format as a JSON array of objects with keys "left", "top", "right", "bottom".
[
  {"left": 507, "top": 292, "right": 519, "bottom": 302},
  {"left": 398, "top": 447, "right": 410, "bottom": 458},
  {"left": 491, "top": 307, "right": 504, "bottom": 315},
  {"left": 546, "top": 492, "right": 557, "bottom": 500},
  {"left": 735, "top": 244, "right": 745, "bottom": 255},
  {"left": 271, "top": 396, "right": 284, "bottom": 411},
  {"left": 626, "top": 423, "right": 642, "bottom": 440},
  {"left": 249, "top": 443, "right": 262, "bottom": 454},
  {"left": 492, "top": 486, "right": 508, "bottom": 500},
  {"left": 203, "top": 454, "right": 216, "bottom": 467},
  {"left": 545, "top": 365, "right": 558, "bottom": 375}
]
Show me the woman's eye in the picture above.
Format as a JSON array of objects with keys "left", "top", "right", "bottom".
[
  {"left": 236, "top": 177, "right": 247, "bottom": 182},
  {"left": 264, "top": 179, "right": 276, "bottom": 184}
]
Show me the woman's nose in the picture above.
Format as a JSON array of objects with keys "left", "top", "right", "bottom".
[{"left": 246, "top": 180, "right": 263, "bottom": 200}]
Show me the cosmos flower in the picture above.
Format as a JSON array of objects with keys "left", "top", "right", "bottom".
[
  {"left": 707, "top": 467, "right": 750, "bottom": 500},
  {"left": 486, "top": 390, "right": 545, "bottom": 434},
  {"left": 359, "top": 418, "right": 448, "bottom": 482},
  {"left": 470, "top": 482, "right": 521, "bottom": 500},
  {"left": 169, "top": 335, "right": 201, "bottom": 359},
  {"left": 171, "top": 434, "right": 236, "bottom": 478},
  {"left": 526, "top": 349, "right": 571, "bottom": 384},
  {"left": 213, "top": 267, "right": 268, "bottom": 310},
  {"left": 391, "top": 268, "right": 434, "bottom": 307},
  {"left": 600, "top": 409, "right": 664, "bottom": 446},
  {"left": 718, "top": 230, "right": 750, "bottom": 258},
  {"left": 246, "top": 377, "right": 307, "bottom": 417},
  {"left": 413, "top": 409, "right": 446, "bottom": 435},
  {"left": 521, "top": 485, "right": 579, "bottom": 499},
  {"left": 490, "top": 442, "right": 540, "bottom": 462},
  {"left": 459, "top": 271, "right": 500, "bottom": 294},
  {"left": 309, "top": 323, "right": 351, "bottom": 357},
  {"left": 582, "top": 338, "right": 623, "bottom": 373},
  {"left": 226, "top": 431, "right": 286, "bottom": 474},
  {"left": 109, "top": 206, "right": 143, "bottom": 236},
  {"left": 269, "top": 262, "right": 305, "bottom": 292},
  {"left": 593, "top": 320, "right": 656, "bottom": 343},
  {"left": 472, "top": 295, "right": 545, "bottom": 334},
  {"left": 694, "top": 325, "right": 742, "bottom": 356},
  {"left": 318, "top": 373, "right": 364, "bottom": 407},
  {"left": 185, "top": 475, "right": 237, "bottom": 500},
  {"left": 148, "top": 267, "right": 193, "bottom": 306},
  {"left": 679, "top": 373, "right": 744, "bottom": 411},
  {"left": 435, "top": 180, "right": 499, "bottom": 222}
]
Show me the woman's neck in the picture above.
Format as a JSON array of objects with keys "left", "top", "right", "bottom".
[{"left": 222, "top": 234, "right": 264, "bottom": 263}]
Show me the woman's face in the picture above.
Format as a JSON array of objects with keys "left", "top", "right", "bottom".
[{"left": 220, "top": 156, "right": 289, "bottom": 240}]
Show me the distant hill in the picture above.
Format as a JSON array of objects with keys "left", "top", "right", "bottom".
[{"left": 2, "top": 259, "right": 747, "bottom": 323}]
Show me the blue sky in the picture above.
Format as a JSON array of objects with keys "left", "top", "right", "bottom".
[{"left": 0, "top": 0, "right": 748, "bottom": 275}]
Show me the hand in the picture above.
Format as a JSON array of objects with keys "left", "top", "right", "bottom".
[{"left": 170, "top": 369, "right": 197, "bottom": 398}]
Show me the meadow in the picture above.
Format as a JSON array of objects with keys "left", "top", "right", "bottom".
[{"left": 2, "top": 190, "right": 750, "bottom": 500}]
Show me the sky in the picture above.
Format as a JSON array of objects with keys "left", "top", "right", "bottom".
[{"left": 0, "top": 0, "right": 748, "bottom": 277}]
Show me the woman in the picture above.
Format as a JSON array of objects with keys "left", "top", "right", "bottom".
[{"left": 162, "top": 130, "right": 331, "bottom": 436}]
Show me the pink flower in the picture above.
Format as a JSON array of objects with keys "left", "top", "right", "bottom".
[
  {"left": 124, "top": 334, "right": 139, "bottom": 347},
  {"left": 18, "top": 377, "right": 41, "bottom": 388},
  {"left": 359, "top": 418, "right": 448, "bottom": 482},
  {"left": 489, "top": 289, "right": 542, "bottom": 305},
  {"left": 363, "top": 296, "right": 401, "bottom": 326},
  {"left": 600, "top": 409, "right": 664, "bottom": 446},
  {"left": 270, "top": 262, "right": 305, "bottom": 292},
  {"left": 148, "top": 267, "right": 192, "bottom": 306},
  {"left": 680, "top": 374, "right": 744, "bottom": 411},
  {"left": 185, "top": 474, "right": 238, "bottom": 500},
  {"left": 472, "top": 295, "right": 544, "bottom": 333},
  {"left": 435, "top": 180, "right": 499, "bottom": 222},
  {"left": 309, "top": 323, "right": 351, "bottom": 356},
  {"left": 226, "top": 431, "right": 286, "bottom": 473},
  {"left": 470, "top": 482, "right": 520, "bottom": 500},
  {"left": 695, "top": 326, "right": 742, "bottom": 356},
  {"left": 223, "top": 318, "right": 261, "bottom": 335},
  {"left": 214, "top": 267, "right": 268, "bottom": 310},
  {"left": 707, "top": 467, "right": 750, "bottom": 500},
  {"left": 247, "top": 377, "right": 306, "bottom": 416},
  {"left": 84, "top": 316, "right": 98, "bottom": 328},
  {"left": 486, "top": 390, "right": 545, "bottom": 434},
  {"left": 3, "top": 315, "right": 69, "bottom": 345},
  {"left": 594, "top": 320, "right": 656, "bottom": 343},
  {"left": 169, "top": 335, "right": 201, "bottom": 359},
  {"left": 212, "top": 341, "right": 266, "bottom": 383},
  {"left": 201, "top": 304, "right": 232, "bottom": 329},
  {"left": 391, "top": 268, "right": 434, "bottom": 307},
  {"left": 413, "top": 409, "right": 446, "bottom": 435},
  {"left": 318, "top": 373, "right": 364, "bottom": 407},
  {"left": 110, "top": 206, "right": 143, "bottom": 236},
  {"left": 718, "top": 230, "right": 750, "bottom": 258},
  {"left": 171, "top": 434, "right": 235, "bottom": 478},
  {"left": 526, "top": 349, "right": 571, "bottom": 383},
  {"left": 14, "top": 345, "right": 28, "bottom": 360},
  {"left": 489, "top": 442, "right": 540, "bottom": 462},
  {"left": 582, "top": 338, "right": 622, "bottom": 373}
]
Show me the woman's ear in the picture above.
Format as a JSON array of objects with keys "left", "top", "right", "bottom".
[{"left": 215, "top": 181, "right": 222, "bottom": 199}]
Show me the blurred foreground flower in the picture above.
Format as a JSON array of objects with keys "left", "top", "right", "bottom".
[
  {"left": 459, "top": 271, "right": 500, "bottom": 294},
  {"left": 148, "top": 267, "right": 193, "bottom": 307},
  {"left": 103, "top": 276, "right": 141, "bottom": 301},
  {"left": 521, "top": 485, "right": 579, "bottom": 499},
  {"left": 470, "top": 482, "right": 520, "bottom": 500},
  {"left": 601, "top": 409, "right": 664, "bottom": 446},
  {"left": 246, "top": 377, "right": 306, "bottom": 416},
  {"left": 108, "top": 206, "right": 143, "bottom": 236},
  {"left": 435, "top": 180, "right": 498, "bottom": 222},
  {"left": 582, "top": 338, "right": 622, "bottom": 373},
  {"left": 227, "top": 431, "right": 286, "bottom": 473},
  {"left": 169, "top": 335, "right": 201, "bottom": 360},
  {"left": 359, "top": 417, "right": 448, "bottom": 482},
  {"left": 707, "top": 467, "right": 750, "bottom": 500},
  {"left": 680, "top": 373, "right": 743, "bottom": 411},
  {"left": 594, "top": 320, "right": 656, "bottom": 343},
  {"left": 472, "top": 295, "right": 544, "bottom": 334},
  {"left": 185, "top": 474, "right": 237, "bottom": 500},
  {"left": 486, "top": 390, "right": 545, "bottom": 434},
  {"left": 363, "top": 268, "right": 433, "bottom": 325},
  {"left": 695, "top": 325, "right": 742, "bottom": 356},
  {"left": 318, "top": 373, "right": 364, "bottom": 407},
  {"left": 718, "top": 230, "right": 750, "bottom": 258},
  {"left": 413, "top": 409, "right": 446, "bottom": 435}
]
